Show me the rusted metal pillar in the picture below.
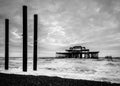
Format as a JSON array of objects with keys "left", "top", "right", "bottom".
[
  {"left": 23, "top": 5, "right": 28, "bottom": 72},
  {"left": 5, "top": 19, "right": 9, "bottom": 70},
  {"left": 33, "top": 14, "right": 38, "bottom": 71}
]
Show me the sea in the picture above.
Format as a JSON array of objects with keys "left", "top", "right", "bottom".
[{"left": 0, "top": 57, "right": 120, "bottom": 83}]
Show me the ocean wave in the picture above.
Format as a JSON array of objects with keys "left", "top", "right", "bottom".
[
  {"left": 0, "top": 58, "right": 120, "bottom": 83},
  {"left": 106, "top": 63, "right": 116, "bottom": 66},
  {"left": 106, "top": 62, "right": 120, "bottom": 67}
]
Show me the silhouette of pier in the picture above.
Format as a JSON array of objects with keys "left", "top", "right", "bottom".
[{"left": 56, "top": 46, "right": 99, "bottom": 59}]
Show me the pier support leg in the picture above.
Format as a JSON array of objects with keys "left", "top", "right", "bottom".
[
  {"left": 5, "top": 19, "right": 9, "bottom": 70},
  {"left": 33, "top": 14, "right": 38, "bottom": 71},
  {"left": 23, "top": 5, "right": 28, "bottom": 72}
]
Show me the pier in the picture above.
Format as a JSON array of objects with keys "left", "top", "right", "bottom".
[{"left": 56, "top": 46, "right": 99, "bottom": 59}]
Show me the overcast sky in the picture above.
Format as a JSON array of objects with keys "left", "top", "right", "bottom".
[{"left": 0, "top": 0, "right": 120, "bottom": 57}]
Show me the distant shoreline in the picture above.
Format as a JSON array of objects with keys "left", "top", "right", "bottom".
[{"left": 0, "top": 73, "right": 119, "bottom": 86}]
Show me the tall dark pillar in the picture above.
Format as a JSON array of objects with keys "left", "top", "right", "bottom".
[
  {"left": 33, "top": 14, "right": 38, "bottom": 71},
  {"left": 5, "top": 19, "right": 9, "bottom": 70},
  {"left": 23, "top": 5, "right": 27, "bottom": 72}
]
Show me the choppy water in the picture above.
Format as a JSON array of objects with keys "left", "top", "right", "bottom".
[{"left": 0, "top": 57, "right": 120, "bottom": 83}]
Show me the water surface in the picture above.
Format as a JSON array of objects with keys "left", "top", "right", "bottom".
[{"left": 0, "top": 57, "right": 120, "bottom": 83}]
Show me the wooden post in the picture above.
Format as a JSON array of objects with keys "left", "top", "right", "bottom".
[
  {"left": 33, "top": 14, "right": 38, "bottom": 71},
  {"left": 23, "top": 5, "right": 28, "bottom": 72},
  {"left": 5, "top": 19, "right": 9, "bottom": 70}
]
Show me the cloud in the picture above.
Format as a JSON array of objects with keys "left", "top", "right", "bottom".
[
  {"left": 10, "top": 28, "right": 22, "bottom": 43},
  {"left": 0, "top": 0, "right": 120, "bottom": 57}
]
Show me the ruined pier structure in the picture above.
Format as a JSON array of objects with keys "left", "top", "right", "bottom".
[{"left": 56, "top": 46, "right": 99, "bottom": 59}]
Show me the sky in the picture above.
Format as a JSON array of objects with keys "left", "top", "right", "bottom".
[{"left": 0, "top": 0, "right": 120, "bottom": 57}]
